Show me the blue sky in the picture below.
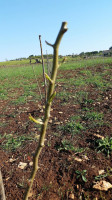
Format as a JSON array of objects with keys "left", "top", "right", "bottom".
[{"left": 0, "top": 0, "right": 112, "bottom": 61}]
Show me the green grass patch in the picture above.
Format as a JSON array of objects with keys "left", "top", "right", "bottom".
[
  {"left": 56, "top": 139, "right": 75, "bottom": 152},
  {"left": 0, "top": 64, "right": 44, "bottom": 102},
  {"left": 83, "top": 111, "right": 103, "bottom": 121},
  {"left": 0, "top": 64, "right": 43, "bottom": 81},
  {"left": 1, "top": 134, "right": 34, "bottom": 151},
  {"left": 74, "top": 91, "right": 94, "bottom": 105},
  {"left": 82, "top": 111, "right": 104, "bottom": 128},
  {"left": 57, "top": 91, "right": 70, "bottom": 102},
  {"left": 59, "top": 120, "right": 85, "bottom": 136},
  {"left": 60, "top": 57, "right": 112, "bottom": 71}
]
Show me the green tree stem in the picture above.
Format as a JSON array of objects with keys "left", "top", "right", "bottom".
[{"left": 24, "top": 22, "right": 68, "bottom": 200}]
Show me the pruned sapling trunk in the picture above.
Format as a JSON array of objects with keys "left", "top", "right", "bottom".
[{"left": 24, "top": 22, "right": 68, "bottom": 200}]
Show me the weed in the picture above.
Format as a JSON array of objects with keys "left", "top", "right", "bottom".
[
  {"left": 2, "top": 134, "right": 34, "bottom": 151},
  {"left": 70, "top": 115, "right": 81, "bottom": 121},
  {"left": 74, "top": 91, "right": 94, "bottom": 105},
  {"left": 75, "top": 170, "right": 87, "bottom": 182},
  {"left": 52, "top": 132, "right": 60, "bottom": 137},
  {"left": 60, "top": 121, "right": 84, "bottom": 136},
  {"left": 0, "top": 89, "right": 8, "bottom": 100},
  {"left": 83, "top": 111, "right": 103, "bottom": 121},
  {"left": 47, "top": 141, "right": 51, "bottom": 147},
  {"left": 74, "top": 147, "right": 85, "bottom": 154},
  {"left": 82, "top": 107, "right": 90, "bottom": 111},
  {"left": 95, "top": 173, "right": 108, "bottom": 181},
  {"left": 41, "top": 184, "right": 52, "bottom": 191},
  {"left": 82, "top": 111, "right": 104, "bottom": 128},
  {"left": 17, "top": 176, "right": 26, "bottom": 188},
  {"left": 56, "top": 139, "right": 75, "bottom": 152},
  {"left": 11, "top": 95, "right": 26, "bottom": 105},
  {"left": 57, "top": 91, "right": 70, "bottom": 103},
  {"left": 95, "top": 137, "right": 112, "bottom": 157},
  {"left": 74, "top": 78, "right": 86, "bottom": 87}
]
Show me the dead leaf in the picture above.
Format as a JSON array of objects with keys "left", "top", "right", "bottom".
[{"left": 93, "top": 180, "right": 112, "bottom": 191}]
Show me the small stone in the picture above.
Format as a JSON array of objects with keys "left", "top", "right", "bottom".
[
  {"left": 76, "top": 185, "right": 79, "bottom": 189},
  {"left": 58, "top": 112, "right": 63, "bottom": 114},
  {"left": 83, "top": 155, "right": 89, "bottom": 160},
  {"left": 18, "top": 162, "right": 27, "bottom": 169},
  {"left": 29, "top": 162, "right": 33, "bottom": 166},
  {"left": 54, "top": 122, "right": 61, "bottom": 125},
  {"left": 91, "top": 165, "right": 96, "bottom": 168},
  {"left": 49, "top": 119, "right": 53, "bottom": 123},
  {"left": 40, "top": 109, "right": 43, "bottom": 113},
  {"left": 93, "top": 133, "right": 104, "bottom": 140},
  {"left": 74, "top": 157, "right": 82, "bottom": 162},
  {"left": 38, "top": 104, "right": 42, "bottom": 109},
  {"left": 6, "top": 177, "right": 10, "bottom": 181},
  {"left": 9, "top": 158, "right": 16, "bottom": 163},
  {"left": 69, "top": 193, "right": 75, "bottom": 199},
  {"left": 93, "top": 180, "right": 112, "bottom": 191},
  {"left": 105, "top": 96, "right": 108, "bottom": 100},
  {"left": 99, "top": 170, "right": 105, "bottom": 175}
]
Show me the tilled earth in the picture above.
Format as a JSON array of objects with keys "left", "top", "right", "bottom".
[{"left": 0, "top": 63, "right": 112, "bottom": 200}]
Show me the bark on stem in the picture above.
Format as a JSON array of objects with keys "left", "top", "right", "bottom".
[{"left": 24, "top": 22, "right": 68, "bottom": 200}]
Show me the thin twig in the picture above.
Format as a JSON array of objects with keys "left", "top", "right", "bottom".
[
  {"left": 31, "top": 65, "right": 42, "bottom": 100},
  {"left": 39, "top": 35, "right": 47, "bottom": 104}
]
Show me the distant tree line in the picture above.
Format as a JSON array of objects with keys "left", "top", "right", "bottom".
[
  {"left": 9, "top": 46, "right": 112, "bottom": 62},
  {"left": 72, "top": 47, "right": 112, "bottom": 58}
]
